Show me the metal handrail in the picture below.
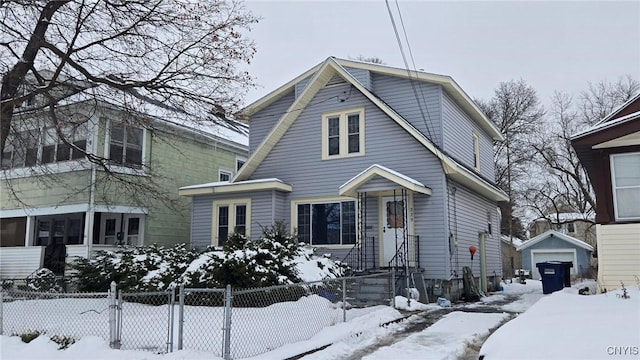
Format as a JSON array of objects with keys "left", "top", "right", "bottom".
[{"left": 387, "top": 235, "right": 419, "bottom": 271}]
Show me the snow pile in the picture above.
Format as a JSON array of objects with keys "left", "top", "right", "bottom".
[{"left": 480, "top": 285, "right": 640, "bottom": 359}]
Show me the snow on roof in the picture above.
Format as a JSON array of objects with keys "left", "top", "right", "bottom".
[
  {"left": 516, "top": 230, "right": 594, "bottom": 252},
  {"left": 179, "top": 178, "right": 287, "bottom": 191},
  {"left": 344, "top": 164, "right": 426, "bottom": 188},
  {"left": 501, "top": 235, "right": 525, "bottom": 248},
  {"left": 571, "top": 110, "right": 640, "bottom": 139},
  {"left": 533, "top": 212, "right": 595, "bottom": 223}
]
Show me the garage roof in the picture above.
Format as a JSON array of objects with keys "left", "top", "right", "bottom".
[{"left": 516, "top": 230, "right": 594, "bottom": 252}]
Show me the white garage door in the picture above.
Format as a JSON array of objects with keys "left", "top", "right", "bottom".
[{"left": 531, "top": 251, "right": 575, "bottom": 280}]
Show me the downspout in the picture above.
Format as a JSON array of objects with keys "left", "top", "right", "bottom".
[{"left": 86, "top": 115, "right": 99, "bottom": 258}]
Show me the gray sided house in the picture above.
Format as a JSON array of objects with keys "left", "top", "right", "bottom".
[
  {"left": 180, "top": 57, "right": 508, "bottom": 300},
  {"left": 517, "top": 230, "right": 593, "bottom": 280}
]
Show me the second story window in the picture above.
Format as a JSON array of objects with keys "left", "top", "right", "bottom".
[
  {"left": 321, "top": 108, "right": 365, "bottom": 160},
  {"left": 219, "top": 169, "right": 232, "bottom": 182},
  {"left": 473, "top": 132, "right": 480, "bottom": 172},
  {"left": 1, "top": 123, "right": 87, "bottom": 170},
  {"left": 109, "top": 123, "right": 143, "bottom": 168}
]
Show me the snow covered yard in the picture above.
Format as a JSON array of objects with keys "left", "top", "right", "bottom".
[
  {"left": 480, "top": 283, "right": 640, "bottom": 360},
  {"left": 4, "top": 278, "right": 636, "bottom": 360}
]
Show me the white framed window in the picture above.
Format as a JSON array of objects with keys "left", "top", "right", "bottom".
[
  {"left": 292, "top": 198, "right": 357, "bottom": 246},
  {"left": 218, "top": 169, "right": 233, "bottom": 182},
  {"left": 212, "top": 199, "right": 251, "bottom": 246},
  {"left": 321, "top": 108, "right": 365, "bottom": 159},
  {"left": 108, "top": 121, "right": 144, "bottom": 169},
  {"left": 236, "top": 156, "right": 247, "bottom": 171},
  {"left": 96, "top": 213, "right": 143, "bottom": 245},
  {"left": 610, "top": 152, "right": 640, "bottom": 220},
  {"left": 1, "top": 123, "right": 87, "bottom": 170},
  {"left": 472, "top": 132, "right": 480, "bottom": 172}
]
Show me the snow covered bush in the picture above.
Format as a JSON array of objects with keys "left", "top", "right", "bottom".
[
  {"left": 71, "top": 222, "right": 348, "bottom": 293},
  {"left": 25, "top": 268, "right": 61, "bottom": 292}
]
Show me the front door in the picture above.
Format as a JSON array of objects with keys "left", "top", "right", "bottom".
[{"left": 381, "top": 196, "right": 409, "bottom": 266}]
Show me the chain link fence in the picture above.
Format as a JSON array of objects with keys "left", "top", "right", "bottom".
[
  {"left": 1, "top": 288, "right": 110, "bottom": 342},
  {"left": 1, "top": 272, "right": 395, "bottom": 359}
]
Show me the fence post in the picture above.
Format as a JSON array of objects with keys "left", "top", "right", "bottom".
[
  {"left": 108, "top": 281, "right": 117, "bottom": 349},
  {"left": 342, "top": 278, "right": 347, "bottom": 323},
  {"left": 222, "top": 284, "right": 232, "bottom": 360},
  {"left": 116, "top": 288, "right": 122, "bottom": 349},
  {"left": 168, "top": 287, "right": 175, "bottom": 353},
  {"left": 178, "top": 284, "right": 184, "bottom": 350}
]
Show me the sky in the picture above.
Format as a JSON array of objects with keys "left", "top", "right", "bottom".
[
  {"left": 242, "top": 0, "right": 640, "bottom": 107},
  {"left": 4, "top": 279, "right": 638, "bottom": 360}
]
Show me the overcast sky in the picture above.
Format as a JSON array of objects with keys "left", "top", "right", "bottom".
[{"left": 242, "top": 0, "right": 640, "bottom": 107}]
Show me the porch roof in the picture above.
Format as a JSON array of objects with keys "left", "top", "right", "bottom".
[
  {"left": 338, "top": 164, "right": 432, "bottom": 197},
  {"left": 178, "top": 178, "right": 292, "bottom": 197}
]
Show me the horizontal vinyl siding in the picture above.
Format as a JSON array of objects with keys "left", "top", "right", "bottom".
[
  {"left": 441, "top": 92, "right": 495, "bottom": 181},
  {"left": 189, "top": 191, "right": 276, "bottom": 249},
  {"left": 251, "top": 82, "right": 448, "bottom": 278},
  {"left": 191, "top": 195, "right": 214, "bottom": 249},
  {"left": 370, "top": 73, "right": 443, "bottom": 147},
  {"left": 295, "top": 74, "right": 313, "bottom": 99},
  {"left": 250, "top": 90, "right": 296, "bottom": 154},
  {"left": 596, "top": 223, "right": 640, "bottom": 291},
  {"left": 447, "top": 180, "right": 501, "bottom": 279},
  {"left": 343, "top": 67, "right": 371, "bottom": 90},
  {"left": 0, "top": 247, "right": 44, "bottom": 278}
]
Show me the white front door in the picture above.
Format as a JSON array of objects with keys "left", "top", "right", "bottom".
[
  {"left": 381, "top": 196, "right": 409, "bottom": 265},
  {"left": 99, "top": 214, "right": 121, "bottom": 245}
]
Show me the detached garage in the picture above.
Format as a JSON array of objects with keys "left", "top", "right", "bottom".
[{"left": 517, "top": 230, "right": 594, "bottom": 280}]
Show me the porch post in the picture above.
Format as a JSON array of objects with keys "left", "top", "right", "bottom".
[{"left": 24, "top": 216, "right": 34, "bottom": 247}]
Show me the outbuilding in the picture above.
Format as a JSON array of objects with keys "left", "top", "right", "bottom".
[{"left": 517, "top": 230, "right": 593, "bottom": 280}]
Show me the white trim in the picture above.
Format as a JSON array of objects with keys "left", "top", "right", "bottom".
[
  {"left": 339, "top": 164, "right": 431, "bottom": 197},
  {"left": 610, "top": 152, "right": 640, "bottom": 221},
  {"left": 235, "top": 155, "right": 247, "bottom": 171},
  {"left": 93, "top": 205, "right": 148, "bottom": 214},
  {"left": 530, "top": 248, "right": 577, "bottom": 280},
  {"left": 218, "top": 168, "right": 233, "bottom": 182},
  {"left": 1, "top": 204, "right": 89, "bottom": 218},
  {"left": 572, "top": 110, "right": 640, "bottom": 139},
  {"left": 516, "top": 229, "right": 593, "bottom": 251},
  {"left": 212, "top": 198, "right": 252, "bottom": 246},
  {"left": 321, "top": 107, "right": 365, "bottom": 160},
  {"left": 179, "top": 178, "right": 293, "bottom": 196},
  {"left": 592, "top": 131, "right": 640, "bottom": 149}
]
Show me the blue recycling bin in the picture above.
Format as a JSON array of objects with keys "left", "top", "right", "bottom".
[{"left": 536, "top": 262, "right": 565, "bottom": 294}]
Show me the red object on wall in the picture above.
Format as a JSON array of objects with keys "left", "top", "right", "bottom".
[{"left": 469, "top": 245, "right": 477, "bottom": 260}]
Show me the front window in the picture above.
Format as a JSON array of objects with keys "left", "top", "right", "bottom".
[
  {"left": 109, "top": 122, "right": 143, "bottom": 168},
  {"left": 611, "top": 152, "right": 640, "bottom": 220},
  {"left": 321, "top": 108, "right": 365, "bottom": 159},
  {"left": 213, "top": 199, "right": 251, "bottom": 246},
  {"left": 296, "top": 200, "right": 356, "bottom": 245}
]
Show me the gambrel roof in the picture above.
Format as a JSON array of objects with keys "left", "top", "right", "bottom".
[{"left": 234, "top": 57, "right": 508, "bottom": 202}]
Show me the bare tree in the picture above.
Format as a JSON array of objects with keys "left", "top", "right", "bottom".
[
  {"left": 1, "top": 1, "right": 257, "bottom": 206},
  {"left": 350, "top": 55, "right": 386, "bottom": 65},
  {"left": 476, "top": 79, "right": 544, "bottom": 238},
  {"left": 524, "top": 77, "right": 639, "bottom": 225}
]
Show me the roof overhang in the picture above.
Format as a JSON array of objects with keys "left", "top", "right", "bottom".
[
  {"left": 236, "top": 57, "right": 503, "bottom": 141},
  {"left": 178, "top": 178, "right": 292, "bottom": 197},
  {"left": 339, "top": 164, "right": 432, "bottom": 197}
]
